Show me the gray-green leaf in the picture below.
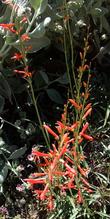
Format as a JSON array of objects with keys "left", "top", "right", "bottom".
[{"left": 8, "top": 145, "right": 27, "bottom": 160}]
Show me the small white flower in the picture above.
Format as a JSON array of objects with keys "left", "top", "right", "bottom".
[{"left": 76, "top": 19, "right": 86, "bottom": 27}]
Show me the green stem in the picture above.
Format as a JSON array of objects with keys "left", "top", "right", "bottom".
[
  {"left": 28, "top": 78, "right": 49, "bottom": 146},
  {"left": 26, "top": 11, "right": 37, "bottom": 33},
  {"left": 64, "top": 30, "right": 74, "bottom": 99}
]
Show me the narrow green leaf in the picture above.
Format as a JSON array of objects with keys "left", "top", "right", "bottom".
[
  {"left": 0, "top": 95, "right": 5, "bottom": 113},
  {"left": 0, "top": 72, "right": 11, "bottom": 102}
]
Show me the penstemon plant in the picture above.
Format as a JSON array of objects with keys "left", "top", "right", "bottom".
[{"left": 24, "top": 32, "right": 95, "bottom": 214}]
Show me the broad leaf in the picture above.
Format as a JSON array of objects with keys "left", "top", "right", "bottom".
[
  {"left": 8, "top": 145, "right": 27, "bottom": 160},
  {"left": 29, "top": 0, "right": 42, "bottom": 10},
  {"left": 30, "top": 17, "right": 51, "bottom": 39},
  {"left": 15, "top": 36, "right": 50, "bottom": 53},
  {"left": 46, "top": 88, "right": 64, "bottom": 104},
  {"left": 29, "top": 0, "right": 48, "bottom": 15}
]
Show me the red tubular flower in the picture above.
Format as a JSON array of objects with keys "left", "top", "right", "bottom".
[
  {"left": 77, "top": 189, "right": 83, "bottom": 204},
  {"left": 81, "top": 177, "right": 90, "bottom": 187},
  {"left": 52, "top": 144, "right": 57, "bottom": 153},
  {"left": 68, "top": 122, "right": 79, "bottom": 131},
  {"left": 65, "top": 155, "right": 74, "bottom": 164},
  {"left": 11, "top": 53, "right": 23, "bottom": 61},
  {"left": 80, "top": 122, "right": 89, "bottom": 135},
  {"left": 47, "top": 196, "right": 54, "bottom": 210},
  {"left": 21, "top": 34, "right": 30, "bottom": 41},
  {"left": 50, "top": 157, "right": 58, "bottom": 170},
  {"left": 60, "top": 133, "right": 69, "bottom": 145},
  {"left": 77, "top": 138, "right": 83, "bottom": 145},
  {"left": 58, "top": 143, "right": 68, "bottom": 159},
  {"left": 69, "top": 99, "right": 82, "bottom": 110},
  {"left": 43, "top": 124, "right": 59, "bottom": 140},
  {"left": 14, "top": 69, "right": 32, "bottom": 78},
  {"left": 31, "top": 173, "right": 46, "bottom": 177},
  {"left": 20, "top": 16, "right": 27, "bottom": 24},
  {"left": 82, "top": 108, "right": 92, "bottom": 120},
  {"left": 24, "top": 179, "right": 45, "bottom": 184},
  {"left": 83, "top": 187, "right": 93, "bottom": 193},
  {"left": 40, "top": 184, "right": 49, "bottom": 201},
  {"left": 84, "top": 103, "right": 92, "bottom": 112},
  {"left": 78, "top": 165, "right": 89, "bottom": 177},
  {"left": 32, "top": 149, "right": 49, "bottom": 157},
  {"left": 0, "top": 23, "right": 16, "bottom": 33},
  {"left": 63, "top": 162, "right": 77, "bottom": 176},
  {"left": 82, "top": 133, "right": 93, "bottom": 141},
  {"left": 55, "top": 121, "right": 66, "bottom": 133}
]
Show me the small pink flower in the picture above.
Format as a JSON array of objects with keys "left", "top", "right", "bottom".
[
  {"left": 27, "top": 154, "right": 35, "bottom": 161},
  {"left": 16, "top": 184, "right": 25, "bottom": 192}
]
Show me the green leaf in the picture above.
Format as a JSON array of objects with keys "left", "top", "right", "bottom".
[
  {"left": 101, "top": 16, "right": 110, "bottom": 33},
  {"left": 0, "top": 165, "right": 8, "bottom": 184},
  {"left": 40, "top": 71, "right": 49, "bottom": 84},
  {"left": 0, "top": 95, "right": 5, "bottom": 113},
  {"left": 34, "top": 70, "right": 49, "bottom": 90},
  {"left": 96, "top": 212, "right": 110, "bottom": 218},
  {"left": 0, "top": 72, "right": 11, "bottom": 102},
  {"left": 8, "top": 145, "right": 27, "bottom": 160},
  {"left": 29, "top": 0, "right": 42, "bottom": 10},
  {"left": 103, "top": 105, "right": 110, "bottom": 127},
  {"left": 15, "top": 36, "right": 50, "bottom": 53},
  {"left": 29, "top": 17, "right": 51, "bottom": 39},
  {"left": 29, "top": 0, "right": 48, "bottom": 14},
  {"left": 56, "top": 73, "right": 69, "bottom": 84},
  {"left": 37, "top": 0, "right": 48, "bottom": 15},
  {"left": 46, "top": 88, "right": 64, "bottom": 104}
]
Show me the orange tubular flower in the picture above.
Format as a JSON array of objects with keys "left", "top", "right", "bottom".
[
  {"left": 69, "top": 99, "right": 82, "bottom": 110},
  {"left": 43, "top": 124, "right": 59, "bottom": 140},
  {"left": 79, "top": 65, "right": 89, "bottom": 73}
]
